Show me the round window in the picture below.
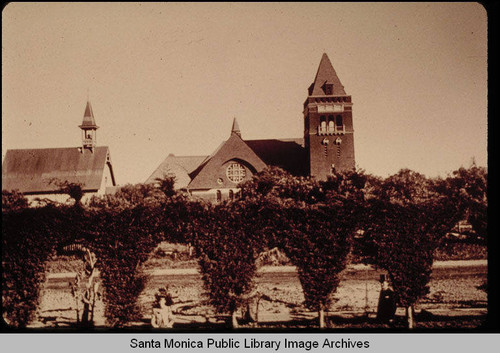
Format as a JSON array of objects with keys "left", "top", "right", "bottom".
[{"left": 226, "top": 162, "right": 246, "bottom": 183}]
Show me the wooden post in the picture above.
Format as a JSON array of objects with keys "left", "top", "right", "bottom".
[
  {"left": 319, "top": 307, "right": 325, "bottom": 329},
  {"left": 406, "top": 306, "right": 414, "bottom": 329},
  {"left": 365, "top": 281, "right": 369, "bottom": 316},
  {"left": 70, "top": 275, "right": 81, "bottom": 325},
  {"left": 255, "top": 296, "right": 261, "bottom": 325},
  {"left": 231, "top": 309, "right": 239, "bottom": 329}
]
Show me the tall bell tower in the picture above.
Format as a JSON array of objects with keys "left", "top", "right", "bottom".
[{"left": 304, "top": 53, "right": 355, "bottom": 180}]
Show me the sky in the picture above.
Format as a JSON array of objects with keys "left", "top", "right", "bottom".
[{"left": 2, "top": 2, "right": 487, "bottom": 185}]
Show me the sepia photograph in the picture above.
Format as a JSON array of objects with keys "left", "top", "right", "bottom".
[{"left": 2, "top": 2, "right": 489, "bottom": 335}]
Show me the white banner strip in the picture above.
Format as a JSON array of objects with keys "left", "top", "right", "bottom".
[{"left": 0, "top": 333, "right": 499, "bottom": 353}]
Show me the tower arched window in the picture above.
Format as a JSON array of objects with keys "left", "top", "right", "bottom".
[
  {"left": 229, "top": 190, "right": 234, "bottom": 201},
  {"left": 336, "top": 115, "right": 343, "bottom": 132},
  {"left": 328, "top": 115, "right": 335, "bottom": 134},
  {"left": 319, "top": 116, "right": 326, "bottom": 134},
  {"left": 216, "top": 190, "right": 222, "bottom": 203}
]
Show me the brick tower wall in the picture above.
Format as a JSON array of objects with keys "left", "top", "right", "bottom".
[{"left": 304, "top": 96, "right": 355, "bottom": 180}]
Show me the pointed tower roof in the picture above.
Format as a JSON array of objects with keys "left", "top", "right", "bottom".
[
  {"left": 309, "top": 53, "right": 346, "bottom": 96},
  {"left": 231, "top": 117, "right": 241, "bottom": 137},
  {"left": 79, "top": 100, "right": 99, "bottom": 129}
]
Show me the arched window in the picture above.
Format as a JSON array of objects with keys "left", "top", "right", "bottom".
[
  {"left": 216, "top": 190, "right": 222, "bottom": 203},
  {"left": 320, "top": 115, "right": 326, "bottom": 134},
  {"left": 229, "top": 190, "right": 234, "bottom": 201},
  {"left": 328, "top": 115, "right": 334, "bottom": 133},
  {"left": 336, "top": 115, "right": 343, "bottom": 128}
]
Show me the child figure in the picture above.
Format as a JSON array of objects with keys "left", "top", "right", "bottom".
[{"left": 151, "top": 286, "right": 175, "bottom": 328}]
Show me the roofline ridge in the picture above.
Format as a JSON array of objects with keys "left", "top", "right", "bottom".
[
  {"left": 244, "top": 137, "right": 303, "bottom": 142},
  {"left": 165, "top": 154, "right": 209, "bottom": 158},
  {"left": 6, "top": 145, "right": 110, "bottom": 151}
]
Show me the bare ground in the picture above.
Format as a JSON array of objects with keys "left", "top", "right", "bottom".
[{"left": 34, "top": 260, "right": 487, "bottom": 329}]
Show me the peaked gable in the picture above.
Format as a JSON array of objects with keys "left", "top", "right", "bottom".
[
  {"left": 145, "top": 154, "right": 208, "bottom": 189},
  {"left": 187, "top": 132, "right": 267, "bottom": 190}
]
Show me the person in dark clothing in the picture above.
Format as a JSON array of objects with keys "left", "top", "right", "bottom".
[{"left": 376, "top": 274, "right": 396, "bottom": 324}]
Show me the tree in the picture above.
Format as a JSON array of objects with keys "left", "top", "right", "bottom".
[
  {"left": 155, "top": 174, "right": 177, "bottom": 198},
  {"left": 89, "top": 206, "right": 160, "bottom": 327},
  {"left": 435, "top": 165, "right": 487, "bottom": 240},
  {"left": 2, "top": 205, "right": 79, "bottom": 327},
  {"left": 239, "top": 167, "right": 366, "bottom": 328},
  {"left": 88, "top": 182, "right": 164, "bottom": 209},
  {"left": 50, "top": 179, "right": 85, "bottom": 206},
  {"left": 280, "top": 205, "right": 354, "bottom": 328},
  {"left": 2, "top": 177, "right": 191, "bottom": 328},
  {"left": 87, "top": 181, "right": 185, "bottom": 327},
  {"left": 193, "top": 201, "right": 264, "bottom": 328},
  {"left": 361, "top": 169, "right": 462, "bottom": 328},
  {"left": 2, "top": 189, "right": 29, "bottom": 212}
]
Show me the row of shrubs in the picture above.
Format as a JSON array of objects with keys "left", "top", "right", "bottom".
[{"left": 2, "top": 165, "right": 487, "bottom": 328}]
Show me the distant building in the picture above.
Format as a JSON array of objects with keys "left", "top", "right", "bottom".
[
  {"left": 2, "top": 101, "right": 116, "bottom": 205},
  {"left": 146, "top": 53, "right": 355, "bottom": 201}
]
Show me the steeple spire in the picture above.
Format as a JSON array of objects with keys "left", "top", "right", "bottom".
[
  {"left": 79, "top": 100, "right": 99, "bottom": 152},
  {"left": 80, "top": 100, "right": 99, "bottom": 129},
  {"left": 309, "top": 53, "right": 346, "bottom": 96},
  {"left": 231, "top": 117, "right": 241, "bottom": 137}
]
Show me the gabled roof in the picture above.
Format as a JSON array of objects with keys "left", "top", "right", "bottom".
[
  {"left": 244, "top": 138, "right": 307, "bottom": 176},
  {"left": 309, "top": 53, "right": 346, "bottom": 96},
  {"left": 2, "top": 146, "right": 113, "bottom": 194},
  {"left": 146, "top": 137, "right": 308, "bottom": 190},
  {"left": 187, "top": 132, "right": 268, "bottom": 190},
  {"left": 145, "top": 154, "right": 208, "bottom": 189}
]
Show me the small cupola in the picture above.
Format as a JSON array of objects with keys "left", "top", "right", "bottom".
[{"left": 79, "top": 100, "right": 99, "bottom": 152}]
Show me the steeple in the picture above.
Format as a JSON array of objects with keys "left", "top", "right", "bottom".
[
  {"left": 231, "top": 117, "right": 241, "bottom": 137},
  {"left": 308, "top": 53, "right": 346, "bottom": 96},
  {"left": 79, "top": 100, "right": 99, "bottom": 152}
]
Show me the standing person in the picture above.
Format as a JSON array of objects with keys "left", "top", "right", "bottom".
[
  {"left": 376, "top": 274, "right": 396, "bottom": 324},
  {"left": 151, "top": 287, "right": 175, "bottom": 328}
]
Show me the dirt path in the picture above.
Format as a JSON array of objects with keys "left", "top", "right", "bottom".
[
  {"left": 45, "top": 259, "right": 488, "bottom": 279},
  {"left": 37, "top": 259, "right": 487, "bottom": 328}
]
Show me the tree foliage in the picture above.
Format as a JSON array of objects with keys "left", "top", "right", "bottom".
[
  {"left": 2, "top": 189, "right": 29, "bottom": 212},
  {"left": 360, "top": 169, "right": 463, "bottom": 319},
  {"left": 50, "top": 179, "right": 85, "bottom": 206},
  {"left": 86, "top": 176, "right": 189, "bottom": 326},
  {"left": 2, "top": 176, "right": 188, "bottom": 328},
  {"left": 194, "top": 201, "right": 264, "bottom": 322},
  {"left": 1, "top": 167, "right": 485, "bottom": 329},
  {"left": 2, "top": 205, "right": 78, "bottom": 327},
  {"left": 238, "top": 167, "right": 366, "bottom": 326},
  {"left": 88, "top": 206, "right": 160, "bottom": 326},
  {"left": 435, "top": 165, "right": 487, "bottom": 239}
]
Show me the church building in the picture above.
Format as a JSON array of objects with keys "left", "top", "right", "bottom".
[
  {"left": 2, "top": 101, "right": 117, "bottom": 205},
  {"left": 146, "top": 53, "right": 355, "bottom": 202}
]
